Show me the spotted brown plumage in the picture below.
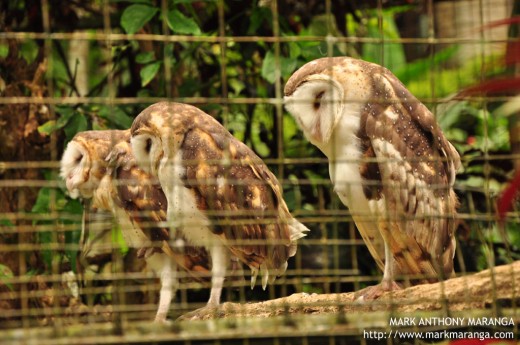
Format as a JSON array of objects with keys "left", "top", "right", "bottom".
[
  {"left": 284, "top": 56, "right": 460, "bottom": 297},
  {"left": 130, "top": 102, "right": 309, "bottom": 315},
  {"left": 106, "top": 135, "right": 211, "bottom": 271},
  {"left": 180, "top": 123, "right": 295, "bottom": 271},
  {"left": 60, "top": 129, "right": 213, "bottom": 322}
]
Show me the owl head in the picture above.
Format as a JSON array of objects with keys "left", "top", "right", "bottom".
[
  {"left": 131, "top": 102, "right": 205, "bottom": 179},
  {"left": 60, "top": 130, "right": 130, "bottom": 199},
  {"left": 284, "top": 57, "right": 383, "bottom": 147},
  {"left": 130, "top": 103, "right": 174, "bottom": 177}
]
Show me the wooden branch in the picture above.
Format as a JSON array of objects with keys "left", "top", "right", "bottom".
[
  {"left": 1, "top": 261, "right": 517, "bottom": 344},
  {"left": 189, "top": 261, "right": 520, "bottom": 320}
]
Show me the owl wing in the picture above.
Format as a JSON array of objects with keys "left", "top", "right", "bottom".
[
  {"left": 358, "top": 72, "right": 460, "bottom": 283},
  {"left": 180, "top": 122, "right": 299, "bottom": 282},
  {"left": 107, "top": 141, "right": 211, "bottom": 276}
]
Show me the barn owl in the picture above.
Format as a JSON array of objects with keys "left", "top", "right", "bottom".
[
  {"left": 284, "top": 57, "right": 460, "bottom": 298},
  {"left": 130, "top": 102, "right": 309, "bottom": 314},
  {"left": 60, "top": 129, "right": 213, "bottom": 322}
]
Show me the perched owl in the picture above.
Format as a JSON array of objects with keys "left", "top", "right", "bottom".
[
  {"left": 284, "top": 57, "right": 461, "bottom": 298},
  {"left": 60, "top": 129, "right": 212, "bottom": 322},
  {"left": 130, "top": 102, "right": 309, "bottom": 312}
]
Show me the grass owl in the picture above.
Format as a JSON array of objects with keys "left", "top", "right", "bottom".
[
  {"left": 60, "top": 129, "right": 213, "bottom": 321},
  {"left": 130, "top": 102, "right": 309, "bottom": 316},
  {"left": 284, "top": 57, "right": 460, "bottom": 298}
]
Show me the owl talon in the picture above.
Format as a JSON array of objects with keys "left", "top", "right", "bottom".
[
  {"left": 136, "top": 247, "right": 156, "bottom": 259},
  {"left": 355, "top": 281, "right": 401, "bottom": 301},
  {"left": 176, "top": 304, "right": 223, "bottom": 321}
]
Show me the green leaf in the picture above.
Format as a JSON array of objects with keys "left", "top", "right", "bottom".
[
  {"left": 63, "top": 113, "right": 88, "bottom": 142},
  {"left": 38, "top": 120, "right": 58, "bottom": 135},
  {"left": 112, "top": 225, "right": 129, "bottom": 256},
  {"left": 99, "top": 106, "right": 134, "bottom": 129},
  {"left": 395, "top": 46, "right": 459, "bottom": 85},
  {"left": 60, "top": 200, "right": 82, "bottom": 274},
  {"left": 0, "top": 219, "right": 14, "bottom": 227},
  {"left": 248, "top": 7, "right": 271, "bottom": 35},
  {"left": 261, "top": 50, "right": 298, "bottom": 84},
  {"left": 0, "top": 43, "right": 8, "bottom": 59},
  {"left": 251, "top": 104, "right": 273, "bottom": 156},
  {"left": 32, "top": 188, "right": 82, "bottom": 273},
  {"left": 38, "top": 230, "right": 54, "bottom": 270},
  {"left": 32, "top": 187, "right": 51, "bottom": 214},
  {"left": 362, "top": 12, "right": 406, "bottom": 71},
  {"left": 32, "top": 188, "right": 54, "bottom": 270},
  {"left": 173, "top": 0, "right": 207, "bottom": 3},
  {"left": 261, "top": 51, "right": 278, "bottom": 83},
  {"left": 166, "top": 9, "right": 201, "bottom": 35},
  {"left": 120, "top": 4, "right": 158, "bottom": 34},
  {"left": 227, "top": 111, "right": 247, "bottom": 141},
  {"left": 20, "top": 40, "right": 39, "bottom": 64},
  {"left": 140, "top": 61, "right": 162, "bottom": 86},
  {"left": 136, "top": 51, "right": 156, "bottom": 64},
  {"left": 0, "top": 264, "right": 14, "bottom": 291},
  {"left": 37, "top": 106, "right": 76, "bottom": 135},
  {"left": 228, "top": 78, "right": 245, "bottom": 95},
  {"left": 288, "top": 41, "right": 301, "bottom": 59}
]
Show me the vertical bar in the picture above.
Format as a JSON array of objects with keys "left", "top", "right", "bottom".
[
  {"left": 161, "top": 0, "right": 173, "bottom": 99},
  {"left": 218, "top": 0, "right": 229, "bottom": 126},
  {"left": 271, "top": 0, "right": 284, "bottom": 180}
]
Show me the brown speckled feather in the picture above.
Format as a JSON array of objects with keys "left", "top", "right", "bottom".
[
  {"left": 182, "top": 126, "right": 293, "bottom": 270},
  {"left": 131, "top": 102, "right": 303, "bottom": 274},
  {"left": 107, "top": 138, "right": 211, "bottom": 274},
  {"left": 284, "top": 56, "right": 460, "bottom": 284},
  {"left": 356, "top": 70, "right": 459, "bottom": 281},
  {"left": 69, "top": 130, "right": 212, "bottom": 278}
]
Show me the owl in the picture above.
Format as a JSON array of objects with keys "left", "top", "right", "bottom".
[
  {"left": 130, "top": 102, "right": 309, "bottom": 313},
  {"left": 284, "top": 57, "right": 461, "bottom": 298},
  {"left": 60, "top": 129, "right": 213, "bottom": 322}
]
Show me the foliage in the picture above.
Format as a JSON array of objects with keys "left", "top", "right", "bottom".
[
  {"left": 2, "top": 0, "right": 517, "bottom": 298},
  {"left": 0, "top": 264, "right": 15, "bottom": 291},
  {"left": 31, "top": 181, "right": 83, "bottom": 273}
]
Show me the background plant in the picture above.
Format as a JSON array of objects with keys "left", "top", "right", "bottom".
[{"left": 0, "top": 0, "right": 517, "bottom": 320}]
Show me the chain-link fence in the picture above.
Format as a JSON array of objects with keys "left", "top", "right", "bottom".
[{"left": 0, "top": 0, "right": 519, "bottom": 343}]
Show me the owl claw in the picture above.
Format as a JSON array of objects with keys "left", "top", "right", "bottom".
[
  {"left": 136, "top": 247, "right": 156, "bottom": 259},
  {"left": 176, "top": 304, "right": 223, "bottom": 321},
  {"left": 251, "top": 268, "right": 259, "bottom": 289},
  {"left": 355, "top": 281, "right": 401, "bottom": 301}
]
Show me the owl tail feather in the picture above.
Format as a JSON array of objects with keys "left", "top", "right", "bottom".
[
  {"left": 250, "top": 262, "right": 288, "bottom": 290},
  {"left": 288, "top": 218, "right": 309, "bottom": 257},
  {"left": 250, "top": 268, "right": 258, "bottom": 289},
  {"left": 161, "top": 240, "right": 177, "bottom": 259},
  {"left": 248, "top": 218, "right": 308, "bottom": 290},
  {"left": 249, "top": 265, "right": 271, "bottom": 290}
]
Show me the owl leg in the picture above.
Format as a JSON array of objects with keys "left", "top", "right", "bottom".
[
  {"left": 356, "top": 240, "right": 401, "bottom": 300},
  {"left": 177, "top": 245, "right": 228, "bottom": 321},
  {"left": 153, "top": 255, "right": 178, "bottom": 323},
  {"left": 381, "top": 240, "right": 395, "bottom": 289},
  {"left": 207, "top": 244, "right": 228, "bottom": 306}
]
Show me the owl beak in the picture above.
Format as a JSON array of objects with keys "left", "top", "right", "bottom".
[
  {"left": 65, "top": 175, "right": 81, "bottom": 199},
  {"left": 66, "top": 175, "right": 76, "bottom": 192}
]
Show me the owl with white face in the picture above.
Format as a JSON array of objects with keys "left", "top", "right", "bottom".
[
  {"left": 130, "top": 102, "right": 309, "bottom": 313},
  {"left": 60, "top": 129, "right": 212, "bottom": 322},
  {"left": 284, "top": 57, "right": 461, "bottom": 298}
]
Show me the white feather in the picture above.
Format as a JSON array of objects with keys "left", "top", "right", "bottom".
[
  {"left": 60, "top": 133, "right": 179, "bottom": 322},
  {"left": 60, "top": 141, "right": 92, "bottom": 198},
  {"left": 284, "top": 77, "right": 344, "bottom": 145}
]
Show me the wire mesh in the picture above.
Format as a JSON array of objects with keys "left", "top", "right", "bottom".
[{"left": 0, "top": 0, "right": 519, "bottom": 344}]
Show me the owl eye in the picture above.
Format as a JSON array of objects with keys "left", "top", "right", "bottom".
[
  {"left": 145, "top": 138, "right": 152, "bottom": 153},
  {"left": 313, "top": 91, "right": 325, "bottom": 110},
  {"left": 75, "top": 154, "right": 83, "bottom": 163}
]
